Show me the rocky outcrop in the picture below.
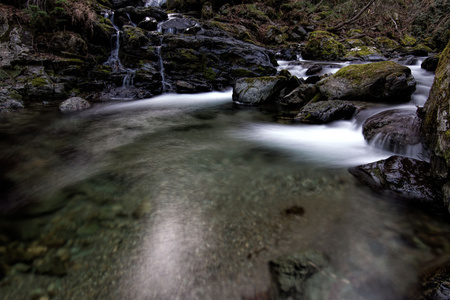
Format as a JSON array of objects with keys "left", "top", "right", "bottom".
[
  {"left": 420, "top": 40, "right": 450, "bottom": 211},
  {"left": 362, "top": 109, "right": 422, "bottom": 154},
  {"left": 348, "top": 156, "right": 443, "bottom": 212},
  {"left": 318, "top": 61, "right": 416, "bottom": 102},
  {"left": 294, "top": 100, "right": 356, "bottom": 124}
]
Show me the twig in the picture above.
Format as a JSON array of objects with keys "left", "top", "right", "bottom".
[{"left": 329, "top": 0, "right": 376, "bottom": 31}]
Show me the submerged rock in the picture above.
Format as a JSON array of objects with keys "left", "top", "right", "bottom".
[
  {"left": 269, "top": 250, "right": 330, "bottom": 300},
  {"left": 362, "top": 109, "right": 422, "bottom": 154},
  {"left": 348, "top": 156, "right": 443, "bottom": 212},
  {"left": 59, "top": 97, "right": 91, "bottom": 113},
  {"left": 410, "top": 262, "right": 450, "bottom": 300},
  {"left": 294, "top": 100, "right": 356, "bottom": 124},
  {"left": 319, "top": 61, "right": 416, "bottom": 102}
]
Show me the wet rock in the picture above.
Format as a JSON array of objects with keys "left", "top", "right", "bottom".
[
  {"left": 116, "top": 5, "right": 168, "bottom": 24},
  {"left": 232, "top": 76, "right": 287, "bottom": 105},
  {"left": 302, "top": 31, "right": 345, "bottom": 61},
  {"left": 348, "top": 156, "right": 443, "bottom": 211},
  {"left": 158, "top": 15, "right": 198, "bottom": 34},
  {"left": 279, "top": 84, "right": 317, "bottom": 106},
  {"left": 0, "top": 98, "right": 24, "bottom": 114},
  {"left": 411, "top": 262, "right": 450, "bottom": 300},
  {"left": 421, "top": 40, "right": 450, "bottom": 206},
  {"left": 319, "top": 61, "right": 416, "bottom": 102},
  {"left": 59, "top": 97, "right": 91, "bottom": 113},
  {"left": 421, "top": 55, "right": 440, "bottom": 72},
  {"left": 33, "top": 256, "right": 67, "bottom": 276},
  {"left": 305, "top": 64, "right": 322, "bottom": 76},
  {"left": 344, "top": 46, "right": 386, "bottom": 61},
  {"left": 294, "top": 100, "right": 356, "bottom": 124},
  {"left": 269, "top": 250, "right": 330, "bottom": 300},
  {"left": 362, "top": 109, "right": 422, "bottom": 154}
]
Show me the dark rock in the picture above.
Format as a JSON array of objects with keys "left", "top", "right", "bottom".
[
  {"left": 157, "top": 15, "right": 198, "bottom": 34},
  {"left": 137, "top": 17, "right": 159, "bottom": 31},
  {"left": 305, "top": 64, "right": 322, "bottom": 76},
  {"left": 421, "top": 55, "right": 440, "bottom": 72},
  {"left": 233, "top": 76, "right": 287, "bottom": 105},
  {"left": 0, "top": 98, "right": 24, "bottom": 114},
  {"left": 410, "top": 262, "right": 450, "bottom": 300},
  {"left": 348, "top": 156, "right": 443, "bottom": 211},
  {"left": 116, "top": 6, "right": 168, "bottom": 23},
  {"left": 319, "top": 61, "right": 416, "bottom": 102},
  {"left": 362, "top": 109, "right": 422, "bottom": 154},
  {"left": 294, "top": 100, "right": 356, "bottom": 124},
  {"left": 59, "top": 97, "right": 91, "bottom": 113},
  {"left": 421, "top": 40, "right": 450, "bottom": 211},
  {"left": 279, "top": 84, "right": 317, "bottom": 107}
]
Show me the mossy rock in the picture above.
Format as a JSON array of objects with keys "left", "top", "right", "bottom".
[
  {"left": 343, "top": 46, "right": 385, "bottom": 61},
  {"left": 319, "top": 61, "right": 416, "bottom": 102},
  {"left": 302, "top": 31, "right": 344, "bottom": 61},
  {"left": 400, "top": 34, "right": 417, "bottom": 47},
  {"left": 347, "top": 29, "right": 363, "bottom": 37},
  {"left": 374, "top": 36, "right": 400, "bottom": 52},
  {"left": 343, "top": 39, "right": 366, "bottom": 49}
]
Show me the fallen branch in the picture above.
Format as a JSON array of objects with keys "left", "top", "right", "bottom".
[{"left": 329, "top": 0, "right": 376, "bottom": 31}]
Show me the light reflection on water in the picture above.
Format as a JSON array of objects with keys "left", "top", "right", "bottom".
[{"left": 0, "top": 63, "right": 449, "bottom": 300}]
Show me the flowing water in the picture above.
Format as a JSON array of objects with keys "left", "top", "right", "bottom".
[{"left": 1, "top": 60, "right": 450, "bottom": 300}]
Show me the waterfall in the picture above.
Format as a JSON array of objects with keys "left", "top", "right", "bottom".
[
  {"left": 156, "top": 36, "right": 168, "bottom": 93},
  {"left": 126, "top": 13, "right": 137, "bottom": 27},
  {"left": 104, "top": 12, "right": 123, "bottom": 73}
]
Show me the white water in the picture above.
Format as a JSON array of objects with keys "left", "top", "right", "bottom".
[
  {"left": 145, "top": 0, "right": 166, "bottom": 7},
  {"left": 234, "top": 59, "right": 435, "bottom": 167}
]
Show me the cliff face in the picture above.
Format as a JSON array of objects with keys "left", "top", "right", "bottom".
[{"left": 421, "top": 40, "right": 450, "bottom": 209}]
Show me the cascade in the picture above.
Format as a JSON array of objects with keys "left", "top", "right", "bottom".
[
  {"left": 156, "top": 36, "right": 168, "bottom": 93},
  {"left": 104, "top": 10, "right": 137, "bottom": 91}
]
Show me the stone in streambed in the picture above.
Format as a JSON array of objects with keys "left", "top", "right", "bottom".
[
  {"left": 59, "top": 97, "right": 90, "bottom": 113},
  {"left": 232, "top": 76, "right": 287, "bottom": 105},
  {"left": 362, "top": 109, "right": 422, "bottom": 154},
  {"left": 348, "top": 156, "right": 443, "bottom": 212},
  {"left": 409, "top": 262, "right": 450, "bottom": 300},
  {"left": 294, "top": 100, "right": 356, "bottom": 124},
  {"left": 319, "top": 61, "right": 416, "bottom": 102},
  {"left": 279, "top": 84, "right": 317, "bottom": 106}
]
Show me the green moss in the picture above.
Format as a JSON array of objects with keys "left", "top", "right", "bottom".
[
  {"left": 203, "top": 67, "right": 216, "bottom": 81},
  {"left": 303, "top": 31, "right": 344, "bottom": 60},
  {"left": 344, "top": 46, "right": 382, "bottom": 59},
  {"left": 375, "top": 37, "right": 400, "bottom": 50},
  {"left": 310, "top": 93, "right": 323, "bottom": 103},
  {"left": 231, "top": 69, "right": 254, "bottom": 78},
  {"left": 400, "top": 34, "right": 417, "bottom": 47},
  {"left": 344, "top": 39, "right": 366, "bottom": 49},
  {"left": 9, "top": 92, "right": 23, "bottom": 100},
  {"left": 348, "top": 29, "right": 363, "bottom": 37},
  {"left": 333, "top": 61, "right": 407, "bottom": 85},
  {"left": 31, "top": 77, "right": 48, "bottom": 87}
]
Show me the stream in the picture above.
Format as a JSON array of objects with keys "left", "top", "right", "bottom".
[{"left": 1, "top": 59, "right": 450, "bottom": 300}]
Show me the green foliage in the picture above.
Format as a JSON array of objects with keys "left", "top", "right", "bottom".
[{"left": 23, "top": 0, "right": 69, "bottom": 33}]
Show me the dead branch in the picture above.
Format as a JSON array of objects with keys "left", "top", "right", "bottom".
[{"left": 329, "top": 0, "right": 376, "bottom": 31}]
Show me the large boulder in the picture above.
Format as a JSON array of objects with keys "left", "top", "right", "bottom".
[
  {"left": 302, "top": 31, "right": 345, "bottom": 61},
  {"left": 319, "top": 61, "right": 416, "bottom": 102},
  {"left": 232, "top": 76, "right": 287, "bottom": 105},
  {"left": 348, "top": 156, "right": 443, "bottom": 213},
  {"left": 420, "top": 40, "right": 450, "bottom": 210},
  {"left": 294, "top": 100, "right": 356, "bottom": 124},
  {"left": 362, "top": 109, "right": 422, "bottom": 154}
]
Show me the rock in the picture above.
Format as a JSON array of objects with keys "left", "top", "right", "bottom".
[
  {"left": 36, "top": 32, "right": 87, "bottom": 56},
  {"left": 294, "top": 100, "right": 356, "bottom": 124},
  {"left": 279, "top": 84, "right": 317, "bottom": 106},
  {"left": 59, "top": 97, "right": 91, "bottom": 113},
  {"left": 305, "top": 64, "right": 322, "bottom": 76},
  {"left": 302, "top": 31, "right": 344, "bottom": 61},
  {"left": 362, "top": 109, "right": 422, "bottom": 154},
  {"left": 319, "top": 61, "right": 416, "bottom": 102},
  {"left": 233, "top": 76, "right": 287, "bottom": 105},
  {"left": 421, "top": 40, "right": 450, "bottom": 209},
  {"left": 0, "top": 98, "right": 24, "bottom": 114},
  {"left": 157, "top": 15, "right": 198, "bottom": 34},
  {"left": 343, "top": 46, "right": 386, "bottom": 61},
  {"left": 421, "top": 55, "right": 440, "bottom": 72},
  {"left": 116, "top": 5, "right": 168, "bottom": 24},
  {"left": 269, "top": 250, "right": 330, "bottom": 300},
  {"left": 374, "top": 36, "right": 401, "bottom": 54},
  {"left": 348, "top": 156, "right": 443, "bottom": 211},
  {"left": 400, "top": 34, "right": 417, "bottom": 47},
  {"left": 410, "top": 262, "right": 450, "bottom": 300}
]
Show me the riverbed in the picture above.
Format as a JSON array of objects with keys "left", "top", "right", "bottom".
[{"left": 0, "top": 59, "right": 449, "bottom": 300}]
